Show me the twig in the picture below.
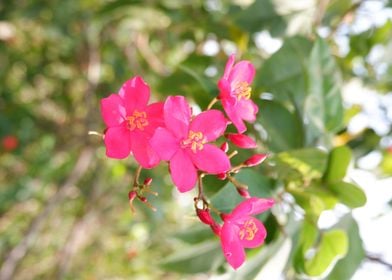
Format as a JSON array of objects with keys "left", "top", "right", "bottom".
[{"left": 366, "top": 254, "right": 392, "bottom": 270}]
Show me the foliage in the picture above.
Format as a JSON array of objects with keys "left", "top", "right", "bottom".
[{"left": 1, "top": 0, "right": 392, "bottom": 279}]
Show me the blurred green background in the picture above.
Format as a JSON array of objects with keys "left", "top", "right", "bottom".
[{"left": 1, "top": 0, "right": 392, "bottom": 279}]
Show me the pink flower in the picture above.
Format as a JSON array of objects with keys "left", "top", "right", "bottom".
[
  {"left": 218, "top": 54, "right": 258, "bottom": 133},
  {"left": 150, "top": 96, "right": 231, "bottom": 192},
  {"left": 100, "top": 76, "right": 164, "bottom": 168},
  {"left": 220, "top": 197, "right": 274, "bottom": 269}
]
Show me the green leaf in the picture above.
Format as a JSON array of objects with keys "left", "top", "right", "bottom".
[
  {"left": 160, "top": 241, "right": 223, "bottom": 274},
  {"left": 256, "top": 99, "right": 304, "bottom": 152},
  {"left": 276, "top": 148, "right": 328, "bottom": 181},
  {"left": 172, "top": 225, "right": 215, "bottom": 244},
  {"left": 327, "top": 215, "right": 365, "bottom": 280},
  {"left": 304, "top": 230, "right": 348, "bottom": 277},
  {"left": 257, "top": 36, "right": 312, "bottom": 107},
  {"left": 324, "top": 145, "right": 352, "bottom": 183},
  {"left": 305, "top": 37, "right": 344, "bottom": 143},
  {"left": 329, "top": 181, "right": 367, "bottom": 208}
]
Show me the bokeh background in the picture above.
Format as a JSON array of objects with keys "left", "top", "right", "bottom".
[{"left": 1, "top": 0, "right": 392, "bottom": 279}]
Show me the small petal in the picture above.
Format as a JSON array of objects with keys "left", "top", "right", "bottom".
[
  {"left": 144, "top": 102, "right": 165, "bottom": 136},
  {"left": 222, "top": 54, "right": 236, "bottom": 80},
  {"left": 236, "top": 217, "right": 267, "bottom": 248},
  {"left": 228, "top": 61, "right": 255, "bottom": 86},
  {"left": 104, "top": 126, "right": 131, "bottom": 159},
  {"left": 231, "top": 197, "right": 275, "bottom": 219},
  {"left": 222, "top": 99, "right": 246, "bottom": 133},
  {"left": 221, "top": 223, "right": 246, "bottom": 269},
  {"left": 164, "top": 96, "right": 191, "bottom": 138},
  {"left": 100, "top": 94, "right": 126, "bottom": 127},
  {"left": 190, "top": 110, "right": 227, "bottom": 141},
  {"left": 226, "top": 133, "right": 257, "bottom": 149},
  {"left": 150, "top": 127, "right": 179, "bottom": 161},
  {"left": 238, "top": 99, "right": 258, "bottom": 122},
  {"left": 131, "top": 132, "right": 160, "bottom": 169},
  {"left": 190, "top": 144, "right": 230, "bottom": 174},
  {"left": 119, "top": 76, "right": 150, "bottom": 114},
  {"left": 169, "top": 149, "right": 197, "bottom": 192}
]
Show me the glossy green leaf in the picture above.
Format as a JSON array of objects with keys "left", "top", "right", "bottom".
[
  {"left": 324, "top": 145, "right": 352, "bottom": 183},
  {"left": 305, "top": 38, "right": 344, "bottom": 143},
  {"left": 327, "top": 215, "right": 365, "bottom": 280},
  {"left": 329, "top": 181, "right": 367, "bottom": 208},
  {"left": 256, "top": 99, "right": 304, "bottom": 152}
]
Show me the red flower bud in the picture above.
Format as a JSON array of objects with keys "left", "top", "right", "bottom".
[
  {"left": 216, "top": 173, "right": 227, "bottom": 180},
  {"left": 128, "top": 191, "right": 137, "bottom": 201},
  {"left": 244, "top": 153, "right": 268, "bottom": 167},
  {"left": 196, "top": 208, "right": 215, "bottom": 225},
  {"left": 210, "top": 223, "right": 221, "bottom": 236},
  {"left": 226, "top": 133, "right": 257, "bottom": 149},
  {"left": 237, "top": 187, "right": 251, "bottom": 198},
  {"left": 220, "top": 142, "right": 229, "bottom": 153},
  {"left": 144, "top": 177, "right": 153, "bottom": 185},
  {"left": 2, "top": 135, "right": 18, "bottom": 151}
]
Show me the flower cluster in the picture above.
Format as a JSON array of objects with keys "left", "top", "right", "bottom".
[{"left": 100, "top": 54, "right": 274, "bottom": 269}]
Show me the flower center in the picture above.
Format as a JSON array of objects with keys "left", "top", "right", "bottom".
[
  {"left": 238, "top": 219, "right": 258, "bottom": 241},
  {"left": 126, "top": 110, "right": 148, "bottom": 131},
  {"left": 181, "top": 130, "right": 207, "bottom": 153},
  {"left": 234, "top": 81, "right": 251, "bottom": 100}
]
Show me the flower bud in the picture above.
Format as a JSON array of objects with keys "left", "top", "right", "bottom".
[
  {"left": 226, "top": 133, "right": 257, "bottom": 149},
  {"left": 196, "top": 208, "right": 214, "bottom": 225},
  {"left": 220, "top": 142, "right": 229, "bottom": 153},
  {"left": 237, "top": 187, "right": 251, "bottom": 199},
  {"left": 128, "top": 191, "right": 137, "bottom": 201},
  {"left": 2, "top": 135, "right": 18, "bottom": 151},
  {"left": 143, "top": 177, "right": 153, "bottom": 185},
  {"left": 216, "top": 173, "right": 227, "bottom": 180},
  {"left": 210, "top": 223, "right": 221, "bottom": 236},
  {"left": 244, "top": 153, "right": 268, "bottom": 167},
  {"left": 220, "top": 213, "right": 230, "bottom": 221}
]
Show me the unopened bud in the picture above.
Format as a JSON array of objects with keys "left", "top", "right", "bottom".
[
  {"left": 144, "top": 177, "right": 153, "bottom": 185},
  {"left": 2, "top": 135, "right": 18, "bottom": 151},
  {"left": 226, "top": 133, "right": 257, "bottom": 149},
  {"left": 128, "top": 191, "right": 137, "bottom": 201},
  {"left": 196, "top": 208, "right": 214, "bottom": 225},
  {"left": 139, "top": 196, "right": 147, "bottom": 203},
  {"left": 244, "top": 153, "right": 268, "bottom": 167},
  {"left": 237, "top": 187, "right": 251, "bottom": 198},
  {"left": 216, "top": 173, "right": 227, "bottom": 180},
  {"left": 210, "top": 223, "right": 221, "bottom": 236},
  {"left": 220, "top": 142, "right": 229, "bottom": 153}
]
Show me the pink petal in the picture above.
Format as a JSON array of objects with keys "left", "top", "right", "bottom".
[
  {"left": 238, "top": 99, "right": 258, "bottom": 122},
  {"left": 222, "top": 54, "right": 236, "bottom": 80},
  {"left": 131, "top": 131, "right": 160, "bottom": 169},
  {"left": 144, "top": 102, "right": 165, "bottom": 136},
  {"left": 226, "top": 133, "right": 257, "bottom": 149},
  {"left": 231, "top": 198, "right": 275, "bottom": 219},
  {"left": 169, "top": 149, "right": 197, "bottom": 192},
  {"left": 189, "top": 144, "right": 230, "bottom": 174},
  {"left": 100, "top": 94, "right": 126, "bottom": 127},
  {"left": 104, "top": 126, "right": 131, "bottom": 159},
  {"left": 228, "top": 61, "right": 255, "bottom": 86},
  {"left": 235, "top": 217, "right": 267, "bottom": 248},
  {"left": 218, "top": 79, "right": 236, "bottom": 104},
  {"left": 150, "top": 127, "right": 179, "bottom": 161},
  {"left": 221, "top": 222, "right": 246, "bottom": 269},
  {"left": 222, "top": 99, "right": 246, "bottom": 134},
  {"left": 190, "top": 110, "right": 227, "bottom": 141},
  {"left": 119, "top": 76, "right": 150, "bottom": 114},
  {"left": 164, "top": 96, "right": 191, "bottom": 138}
]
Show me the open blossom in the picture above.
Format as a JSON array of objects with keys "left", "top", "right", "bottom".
[
  {"left": 100, "top": 76, "right": 164, "bottom": 168},
  {"left": 220, "top": 197, "right": 274, "bottom": 269},
  {"left": 218, "top": 54, "right": 258, "bottom": 134},
  {"left": 150, "top": 96, "right": 231, "bottom": 192}
]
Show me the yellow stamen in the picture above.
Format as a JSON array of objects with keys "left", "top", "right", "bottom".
[
  {"left": 127, "top": 110, "right": 148, "bottom": 131},
  {"left": 181, "top": 131, "right": 207, "bottom": 153},
  {"left": 239, "top": 219, "right": 258, "bottom": 241},
  {"left": 234, "top": 81, "right": 251, "bottom": 100}
]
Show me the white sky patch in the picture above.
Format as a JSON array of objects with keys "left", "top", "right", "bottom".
[
  {"left": 205, "top": 65, "right": 218, "bottom": 77},
  {"left": 202, "top": 38, "right": 220, "bottom": 56},
  {"left": 357, "top": 150, "right": 383, "bottom": 170}
]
